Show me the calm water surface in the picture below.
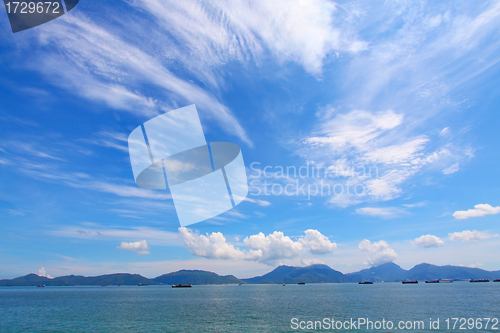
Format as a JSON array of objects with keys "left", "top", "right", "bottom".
[{"left": 1, "top": 282, "right": 499, "bottom": 332}]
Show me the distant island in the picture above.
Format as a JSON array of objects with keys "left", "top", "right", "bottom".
[{"left": 2, "top": 263, "right": 500, "bottom": 286}]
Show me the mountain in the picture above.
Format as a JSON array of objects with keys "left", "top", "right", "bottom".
[
  {"left": 242, "top": 264, "right": 346, "bottom": 284},
  {"left": 346, "top": 262, "right": 500, "bottom": 282},
  {"left": 0, "top": 273, "right": 52, "bottom": 286},
  {"left": 406, "top": 263, "right": 500, "bottom": 280},
  {"left": 2, "top": 263, "right": 500, "bottom": 286},
  {"left": 153, "top": 270, "right": 242, "bottom": 285},
  {"left": 0, "top": 273, "right": 156, "bottom": 286},
  {"left": 345, "top": 262, "right": 408, "bottom": 282}
]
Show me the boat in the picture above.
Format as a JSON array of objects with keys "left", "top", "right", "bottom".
[
  {"left": 297, "top": 282, "right": 305, "bottom": 285},
  {"left": 425, "top": 280, "right": 440, "bottom": 283},
  {"left": 402, "top": 280, "right": 418, "bottom": 284},
  {"left": 172, "top": 284, "right": 192, "bottom": 288},
  {"left": 138, "top": 283, "right": 148, "bottom": 286},
  {"left": 494, "top": 279, "right": 500, "bottom": 282},
  {"left": 470, "top": 279, "right": 489, "bottom": 283},
  {"left": 36, "top": 285, "right": 45, "bottom": 287},
  {"left": 440, "top": 280, "right": 453, "bottom": 283},
  {"left": 282, "top": 283, "right": 285, "bottom": 286},
  {"left": 358, "top": 281, "right": 373, "bottom": 284},
  {"left": 101, "top": 285, "right": 106, "bottom": 287}
]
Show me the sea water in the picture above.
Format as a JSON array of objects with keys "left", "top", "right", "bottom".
[{"left": 1, "top": 282, "right": 499, "bottom": 332}]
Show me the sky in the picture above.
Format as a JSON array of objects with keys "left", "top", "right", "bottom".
[{"left": 1, "top": 0, "right": 500, "bottom": 279}]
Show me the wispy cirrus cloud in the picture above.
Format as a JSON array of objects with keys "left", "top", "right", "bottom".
[
  {"left": 355, "top": 207, "right": 406, "bottom": 219},
  {"left": 31, "top": 13, "right": 252, "bottom": 146},
  {"left": 52, "top": 225, "right": 181, "bottom": 246},
  {"left": 129, "top": 0, "right": 366, "bottom": 76},
  {"left": 293, "top": 2, "right": 500, "bottom": 206}
]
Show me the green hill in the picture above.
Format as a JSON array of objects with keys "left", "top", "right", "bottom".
[{"left": 153, "top": 270, "right": 242, "bottom": 285}]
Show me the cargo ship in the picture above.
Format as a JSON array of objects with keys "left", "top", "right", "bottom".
[
  {"left": 402, "top": 280, "right": 418, "bottom": 284},
  {"left": 172, "top": 284, "right": 192, "bottom": 288},
  {"left": 358, "top": 281, "right": 373, "bottom": 284},
  {"left": 470, "top": 279, "right": 489, "bottom": 282}
]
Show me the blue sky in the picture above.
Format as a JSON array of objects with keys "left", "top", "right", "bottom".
[{"left": 1, "top": 0, "right": 500, "bottom": 279}]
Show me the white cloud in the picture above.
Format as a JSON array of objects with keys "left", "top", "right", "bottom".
[
  {"left": 306, "top": 110, "right": 404, "bottom": 152},
  {"left": 298, "top": 229, "right": 337, "bottom": 254},
  {"left": 53, "top": 225, "right": 180, "bottom": 246},
  {"left": 38, "top": 267, "right": 53, "bottom": 279},
  {"left": 363, "top": 137, "right": 429, "bottom": 165},
  {"left": 443, "top": 163, "right": 460, "bottom": 175},
  {"left": 453, "top": 204, "right": 500, "bottom": 219},
  {"left": 34, "top": 13, "right": 252, "bottom": 146},
  {"left": 243, "top": 231, "right": 304, "bottom": 261},
  {"left": 178, "top": 228, "right": 336, "bottom": 263},
  {"left": 412, "top": 235, "right": 444, "bottom": 248},
  {"left": 359, "top": 239, "right": 398, "bottom": 266},
  {"left": 117, "top": 240, "right": 150, "bottom": 255},
  {"left": 448, "top": 230, "right": 499, "bottom": 242},
  {"left": 355, "top": 207, "right": 405, "bottom": 219},
  {"left": 178, "top": 227, "right": 247, "bottom": 260},
  {"left": 132, "top": 0, "right": 366, "bottom": 76},
  {"left": 301, "top": 258, "right": 325, "bottom": 266},
  {"left": 243, "top": 197, "right": 271, "bottom": 207}
]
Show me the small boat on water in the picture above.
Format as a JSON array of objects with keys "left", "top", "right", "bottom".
[
  {"left": 470, "top": 279, "right": 489, "bottom": 283},
  {"left": 138, "top": 283, "right": 148, "bottom": 286},
  {"left": 172, "top": 284, "right": 192, "bottom": 288},
  {"left": 494, "top": 279, "right": 500, "bottom": 282},
  {"left": 36, "top": 285, "right": 45, "bottom": 287},
  {"left": 402, "top": 280, "right": 418, "bottom": 284},
  {"left": 425, "top": 280, "right": 440, "bottom": 283},
  {"left": 358, "top": 281, "right": 373, "bottom": 284},
  {"left": 297, "top": 282, "right": 305, "bottom": 285},
  {"left": 282, "top": 283, "right": 286, "bottom": 286}
]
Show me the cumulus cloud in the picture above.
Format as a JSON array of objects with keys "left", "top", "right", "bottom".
[
  {"left": 38, "top": 267, "right": 53, "bottom": 279},
  {"left": 452, "top": 204, "right": 500, "bottom": 219},
  {"left": 359, "top": 240, "right": 398, "bottom": 266},
  {"left": 448, "top": 230, "right": 499, "bottom": 242},
  {"left": 178, "top": 227, "right": 336, "bottom": 263},
  {"left": 117, "top": 240, "right": 150, "bottom": 255},
  {"left": 178, "top": 228, "right": 247, "bottom": 260},
  {"left": 243, "top": 231, "right": 304, "bottom": 261},
  {"left": 412, "top": 235, "right": 444, "bottom": 248},
  {"left": 298, "top": 229, "right": 337, "bottom": 254}
]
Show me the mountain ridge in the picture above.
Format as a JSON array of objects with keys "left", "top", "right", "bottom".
[{"left": 2, "top": 263, "right": 500, "bottom": 286}]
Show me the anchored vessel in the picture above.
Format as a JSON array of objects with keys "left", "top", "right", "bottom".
[
  {"left": 470, "top": 279, "right": 490, "bottom": 283},
  {"left": 402, "top": 280, "right": 418, "bottom": 284},
  {"left": 172, "top": 284, "right": 192, "bottom": 288},
  {"left": 359, "top": 281, "right": 373, "bottom": 284}
]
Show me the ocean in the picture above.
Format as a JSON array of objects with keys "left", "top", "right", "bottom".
[{"left": 1, "top": 282, "right": 499, "bottom": 332}]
